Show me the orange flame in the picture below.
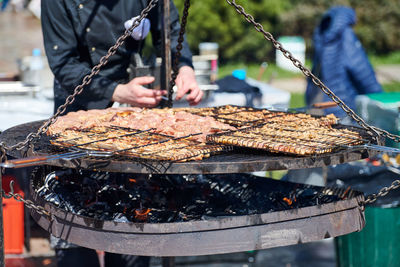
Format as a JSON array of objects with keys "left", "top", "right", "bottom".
[
  {"left": 283, "top": 197, "right": 293, "bottom": 206},
  {"left": 135, "top": 208, "right": 151, "bottom": 221},
  {"left": 129, "top": 178, "right": 137, "bottom": 183}
]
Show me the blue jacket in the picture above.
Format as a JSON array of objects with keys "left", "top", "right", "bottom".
[{"left": 305, "top": 6, "right": 382, "bottom": 118}]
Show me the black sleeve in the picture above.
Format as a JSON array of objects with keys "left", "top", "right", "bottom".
[
  {"left": 148, "top": 0, "right": 193, "bottom": 69},
  {"left": 41, "top": 0, "right": 117, "bottom": 109}
]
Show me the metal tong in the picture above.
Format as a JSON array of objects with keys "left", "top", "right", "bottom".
[
  {"left": 0, "top": 149, "right": 113, "bottom": 168},
  {"left": 345, "top": 144, "right": 400, "bottom": 154},
  {"left": 287, "top": 101, "right": 338, "bottom": 113}
]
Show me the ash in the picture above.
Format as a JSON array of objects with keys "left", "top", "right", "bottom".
[{"left": 35, "top": 169, "right": 342, "bottom": 223}]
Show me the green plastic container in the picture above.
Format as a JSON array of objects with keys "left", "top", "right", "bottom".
[
  {"left": 356, "top": 93, "right": 400, "bottom": 148},
  {"left": 367, "top": 92, "right": 400, "bottom": 105},
  {"left": 336, "top": 206, "right": 400, "bottom": 267}
]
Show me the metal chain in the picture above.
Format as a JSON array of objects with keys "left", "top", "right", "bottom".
[
  {"left": 2, "top": 167, "right": 51, "bottom": 218},
  {"left": 361, "top": 179, "right": 400, "bottom": 206},
  {"left": 0, "top": 146, "right": 6, "bottom": 175},
  {"left": 2, "top": 182, "right": 51, "bottom": 217},
  {"left": 225, "top": 0, "right": 400, "bottom": 205},
  {"left": 0, "top": 0, "right": 159, "bottom": 154},
  {"left": 225, "top": 0, "right": 399, "bottom": 141},
  {"left": 1, "top": 0, "right": 399, "bottom": 217},
  {"left": 0, "top": 0, "right": 159, "bottom": 219},
  {"left": 167, "top": 0, "right": 191, "bottom": 107}
]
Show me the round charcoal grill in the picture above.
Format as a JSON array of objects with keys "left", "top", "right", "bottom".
[
  {"left": 1, "top": 120, "right": 380, "bottom": 174},
  {"left": 0, "top": 119, "right": 374, "bottom": 259}
]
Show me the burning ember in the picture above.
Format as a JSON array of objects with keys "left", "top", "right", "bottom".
[
  {"left": 35, "top": 169, "right": 344, "bottom": 223},
  {"left": 282, "top": 197, "right": 293, "bottom": 206},
  {"left": 134, "top": 208, "right": 151, "bottom": 221}
]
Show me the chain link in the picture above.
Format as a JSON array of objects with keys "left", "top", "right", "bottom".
[
  {"left": 2, "top": 183, "right": 51, "bottom": 218},
  {"left": 0, "top": 146, "right": 6, "bottom": 175},
  {"left": 362, "top": 179, "right": 400, "bottom": 206},
  {"left": 0, "top": 0, "right": 159, "bottom": 218},
  {"left": 225, "top": 0, "right": 400, "bottom": 205},
  {"left": 167, "top": 0, "right": 191, "bottom": 108},
  {"left": 225, "top": 0, "right": 389, "bottom": 140},
  {"left": 1, "top": 167, "right": 51, "bottom": 218},
  {"left": 0, "top": 0, "right": 159, "bottom": 154}
]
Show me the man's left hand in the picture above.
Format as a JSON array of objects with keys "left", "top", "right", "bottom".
[{"left": 175, "top": 66, "right": 203, "bottom": 106}]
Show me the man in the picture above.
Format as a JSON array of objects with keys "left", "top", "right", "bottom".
[
  {"left": 41, "top": 1, "right": 202, "bottom": 266},
  {"left": 42, "top": 0, "right": 203, "bottom": 114}
]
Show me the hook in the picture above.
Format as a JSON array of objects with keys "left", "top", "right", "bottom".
[
  {"left": 2, "top": 180, "right": 15, "bottom": 199},
  {"left": 9, "top": 180, "right": 15, "bottom": 195}
]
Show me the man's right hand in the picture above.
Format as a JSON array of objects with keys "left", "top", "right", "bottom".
[{"left": 112, "top": 76, "right": 167, "bottom": 107}]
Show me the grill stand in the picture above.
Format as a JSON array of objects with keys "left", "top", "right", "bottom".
[
  {"left": 161, "top": 0, "right": 172, "bottom": 108},
  {"left": 149, "top": 2, "right": 174, "bottom": 263}
]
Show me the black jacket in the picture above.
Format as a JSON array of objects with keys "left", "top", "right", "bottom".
[{"left": 41, "top": 0, "right": 193, "bottom": 112}]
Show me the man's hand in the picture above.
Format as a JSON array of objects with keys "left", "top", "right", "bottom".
[
  {"left": 175, "top": 66, "right": 203, "bottom": 106},
  {"left": 112, "top": 76, "right": 167, "bottom": 107}
]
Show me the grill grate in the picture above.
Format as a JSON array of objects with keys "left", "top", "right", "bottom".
[
  {"left": 207, "top": 123, "right": 366, "bottom": 156},
  {"left": 180, "top": 105, "right": 338, "bottom": 127},
  {"left": 49, "top": 126, "right": 232, "bottom": 162},
  {"left": 42, "top": 106, "right": 367, "bottom": 160}
]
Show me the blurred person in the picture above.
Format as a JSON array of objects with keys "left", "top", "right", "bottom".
[
  {"left": 285, "top": 6, "right": 384, "bottom": 189},
  {"left": 41, "top": 1, "right": 202, "bottom": 266},
  {"left": 306, "top": 6, "right": 382, "bottom": 120}
]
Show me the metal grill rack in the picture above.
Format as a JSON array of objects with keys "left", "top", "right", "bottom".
[
  {"left": 181, "top": 105, "right": 338, "bottom": 127},
  {"left": 1, "top": 120, "right": 381, "bottom": 174},
  {"left": 207, "top": 123, "right": 366, "bottom": 156},
  {"left": 48, "top": 125, "right": 233, "bottom": 162},
  {"left": 1, "top": 106, "right": 370, "bottom": 169}
]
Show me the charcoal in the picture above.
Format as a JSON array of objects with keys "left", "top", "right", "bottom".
[{"left": 34, "top": 169, "right": 344, "bottom": 223}]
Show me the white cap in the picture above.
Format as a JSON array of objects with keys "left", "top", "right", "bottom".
[{"left": 124, "top": 16, "right": 151, "bottom": 41}]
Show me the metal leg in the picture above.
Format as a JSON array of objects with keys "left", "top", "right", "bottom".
[{"left": 162, "top": 257, "right": 175, "bottom": 267}]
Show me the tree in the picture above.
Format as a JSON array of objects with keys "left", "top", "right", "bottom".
[
  {"left": 174, "top": 0, "right": 291, "bottom": 63},
  {"left": 279, "top": 0, "right": 400, "bottom": 55},
  {"left": 171, "top": 0, "right": 400, "bottom": 63}
]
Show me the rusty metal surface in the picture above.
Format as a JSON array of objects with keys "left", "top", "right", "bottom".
[
  {"left": 32, "top": 207, "right": 364, "bottom": 256},
  {"left": 1, "top": 120, "right": 380, "bottom": 174},
  {"left": 30, "top": 182, "right": 365, "bottom": 256}
]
